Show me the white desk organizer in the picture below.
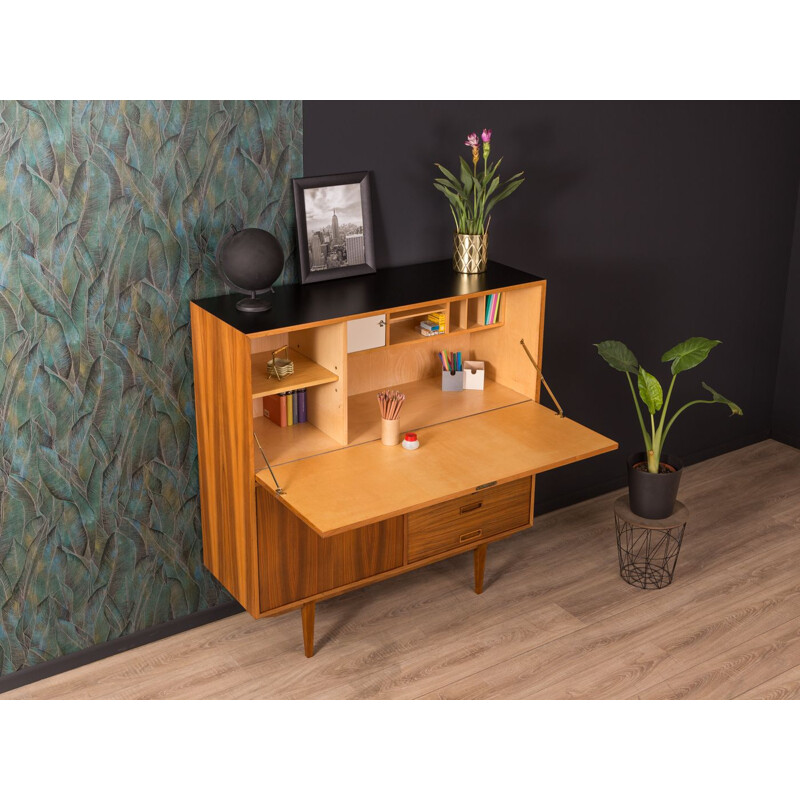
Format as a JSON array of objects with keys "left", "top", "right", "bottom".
[{"left": 463, "top": 361, "right": 485, "bottom": 390}]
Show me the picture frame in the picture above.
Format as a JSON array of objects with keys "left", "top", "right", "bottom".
[{"left": 293, "top": 171, "right": 376, "bottom": 284}]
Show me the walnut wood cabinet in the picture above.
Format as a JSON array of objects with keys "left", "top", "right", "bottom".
[{"left": 190, "top": 260, "right": 616, "bottom": 656}]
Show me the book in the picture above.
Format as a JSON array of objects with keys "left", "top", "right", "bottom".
[
  {"left": 286, "top": 391, "right": 294, "bottom": 426},
  {"left": 263, "top": 393, "right": 287, "bottom": 427},
  {"left": 427, "top": 312, "right": 446, "bottom": 333},
  {"left": 297, "top": 388, "right": 307, "bottom": 423},
  {"left": 486, "top": 292, "right": 500, "bottom": 324},
  {"left": 292, "top": 390, "right": 299, "bottom": 424},
  {"left": 492, "top": 292, "right": 501, "bottom": 323}
]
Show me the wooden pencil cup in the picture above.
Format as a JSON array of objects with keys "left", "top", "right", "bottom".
[{"left": 381, "top": 417, "right": 401, "bottom": 446}]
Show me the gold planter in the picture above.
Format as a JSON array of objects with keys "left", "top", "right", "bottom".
[{"left": 453, "top": 232, "right": 488, "bottom": 274}]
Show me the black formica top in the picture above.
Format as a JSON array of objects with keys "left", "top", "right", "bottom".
[{"left": 192, "top": 260, "right": 543, "bottom": 334}]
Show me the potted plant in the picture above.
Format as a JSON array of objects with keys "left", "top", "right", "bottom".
[
  {"left": 433, "top": 129, "right": 524, "bottom": 274},
  {"left": 595, "top": 337, "right": 743, "bottom": 519}
]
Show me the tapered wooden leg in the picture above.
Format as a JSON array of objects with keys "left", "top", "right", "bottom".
[
  {"left": 474, "top": 544, "right": 488, "bottom": 594},
  {"left": 301, "top": 601, "right": 315, "bottom": 658}
]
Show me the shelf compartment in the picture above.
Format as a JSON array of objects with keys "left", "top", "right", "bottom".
[
  {"left": 387, "top": 304, "right": 448, "bottom": 346},
  {"left": 251, "top": 349, "right": 339, "bottom": 399},
  {"left": 387, "top": 304, "right": 447, "bottom": 323},
  {"left": 388, "top": 318, "right": 449, "bottom": 346},
  {"left": 467, "top": 293, "right": 504, "bottom": 328},
  {"left": 253, "top": 415, "right": 343, "bottom": 468},
  {"left": 347, "top": 376, "right": 530, "bottom": 445}
]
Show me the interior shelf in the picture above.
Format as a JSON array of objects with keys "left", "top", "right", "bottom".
[
  {"left": 388, "top": 319, "right": 504, "bottom": 346},
  {"left": 253, "top": 415, "right": 343, "bottom": 467},
  {"left": 347, "top": 376, "right": 530, "bottom": 445},
  {"left": 388, "top": 304, "right": 446, "bottom": 323},
  {"left": 251, "top": 349, "right": 339, "bottom": 399}
]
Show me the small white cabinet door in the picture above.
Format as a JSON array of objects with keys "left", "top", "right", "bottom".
[{"left": 347, "top": 314, "right": 386, "bottom": 353}]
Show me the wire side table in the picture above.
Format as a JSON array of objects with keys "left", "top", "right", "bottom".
[{"left": 614, "top": 495, "right": 688, "bottom": 590}]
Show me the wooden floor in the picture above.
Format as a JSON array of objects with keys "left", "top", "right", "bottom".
[{"left": 6, "top": 439, "right": 800, "bottom": 700}]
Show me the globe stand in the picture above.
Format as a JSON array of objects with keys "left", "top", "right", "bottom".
[
  {"left": 216, "top": 227, "right": 284, "bottom": 314},
  {"left": 235, "top": 290, "right": 273, "bottom": 313}
]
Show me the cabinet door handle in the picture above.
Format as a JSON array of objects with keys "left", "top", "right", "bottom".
[
  {"left": 459, "top": 529, "right": 483, "bottom": 543},
  {"left": 378, "top": 319, "right": 386, "bottom": 327},
  {"left": 460, "top": 501, "right": 483, "bottom": 515}
]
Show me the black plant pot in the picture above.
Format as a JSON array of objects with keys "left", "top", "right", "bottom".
[{"left": 627, "top": 452, "right": 683, "bottom": 520}]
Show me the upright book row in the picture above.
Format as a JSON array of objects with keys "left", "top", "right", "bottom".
[
  {"left": 263, "top": 388, "right": 308, "bottom": 427},
  {"left": 483, "top": 292, "right": 502, "bottom": 325}
]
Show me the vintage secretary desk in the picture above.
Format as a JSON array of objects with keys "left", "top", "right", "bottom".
[{"left": 190, "top": 260, "right": 616, "bottom": 656}]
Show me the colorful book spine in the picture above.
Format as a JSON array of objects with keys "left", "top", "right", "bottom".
[
  {"left": 427, "top": 311, "right": 446, "bottom": 334},
  {"left": 483, "top": 292, "right": 501, "bottom": 325},
  {"left": 263, "top": 389, "right": 308, "bottom": 426},
  {"left": 263, "top": 393, "right": 287, "bottom": 427}
]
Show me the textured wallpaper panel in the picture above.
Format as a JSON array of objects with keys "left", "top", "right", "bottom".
[{"left": 0, "top": 100, "right": 302, "bottom": 674}]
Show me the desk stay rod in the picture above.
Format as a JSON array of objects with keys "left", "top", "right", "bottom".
[
  {"left": 520, "top": 338, "right": 564, "bottom": 418},
  {"left": 254, "top": 432, "right": 286, "bottom": 495}
]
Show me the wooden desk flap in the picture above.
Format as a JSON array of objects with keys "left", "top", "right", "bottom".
[{"left": 256, "top": 401, "right": 616, "bottom": 536}]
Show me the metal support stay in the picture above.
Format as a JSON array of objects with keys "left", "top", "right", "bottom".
[
  {"left": 520, "top": 338, "right": 564, "bottom": 418},
  {"left": 254, "top": 431, "right": 286, "bottom": 495}
]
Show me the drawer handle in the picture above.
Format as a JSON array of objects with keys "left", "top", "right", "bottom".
[
  {"left": 459, "top": 529, "right": 483, "bottom": 543},
  {"left": 460, "top": 501, "right": 483, "bottom": 515}
]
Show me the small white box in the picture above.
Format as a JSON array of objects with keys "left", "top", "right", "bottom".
[{"left": 463, "top": 360, "right": 485, "bottom": 390}]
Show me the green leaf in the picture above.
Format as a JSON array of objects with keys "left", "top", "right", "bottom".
[
  {"left": 637, "top": 366, "right": 663, "bottom": 414},
  {"left": 458, "top": 158, "right": 473, "bottom": 196},
  {"left": 434, "top": 175, "right": 463, "bottom": 194},
  {"left": 484, "top": 178, "right": 524, "bottom": 217},
  {"left": 702, "top": 382, "right": 743, "bottom": 415},
  {"left": 434, "top": 162, "right": 462, "bottom": 188},
  {"left": 661, "top": 337, "right": 721, "bottom": 375},
  {"left": 594, "top": 340, "right": 638, "bottom": 373},
  {"left": 483, "top": 176, "right": 501, "bottom": 201}
]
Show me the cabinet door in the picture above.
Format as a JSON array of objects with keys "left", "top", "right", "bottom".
[
  {"left": 256, "top": 485, "right": 403, "bottom": 612},
  {"left": 347, "top": 314, "right": 386, "bottom": 353}
]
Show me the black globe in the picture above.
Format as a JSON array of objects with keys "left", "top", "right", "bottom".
[{"left": 216, "top": 227, "right": 284, "bottom": 312}]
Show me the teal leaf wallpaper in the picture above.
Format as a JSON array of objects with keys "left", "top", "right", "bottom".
[{"left": 0, "top": 100, "right": 302, "bottom": 675}]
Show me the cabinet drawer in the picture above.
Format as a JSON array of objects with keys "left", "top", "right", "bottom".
[{"left": 406, "top": 477, "right": 532, "bottom": 562}]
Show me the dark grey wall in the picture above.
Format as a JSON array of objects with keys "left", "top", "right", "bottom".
[
  {"left": 772, "top": 184, "right": 800, "bottom": 449},
  {"left": 304, "top": 101, "right": 800, "bottom": 511}
]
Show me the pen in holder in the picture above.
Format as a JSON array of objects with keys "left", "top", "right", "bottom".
[{"left": 377, "top": 389, "right": 405, "bottom": 446}]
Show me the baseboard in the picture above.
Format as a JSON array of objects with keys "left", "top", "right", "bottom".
[{"left": 0, "top": 600, "right": 244, "bottom": 695}]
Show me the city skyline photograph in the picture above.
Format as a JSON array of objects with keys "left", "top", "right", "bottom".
[{"left": 303, "top": 183, "right": 366, "bottom": 270}]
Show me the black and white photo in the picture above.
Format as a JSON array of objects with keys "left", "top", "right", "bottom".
[{"left": 293, "top": 172, "right": 376, "bottom": 284}]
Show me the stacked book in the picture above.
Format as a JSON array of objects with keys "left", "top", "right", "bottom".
[
  {"left": 418, "top": 310, "right": 446, "bottom": 337},
  {"left": 263, "top": 388, "right": 308, "bottom": 427}
]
